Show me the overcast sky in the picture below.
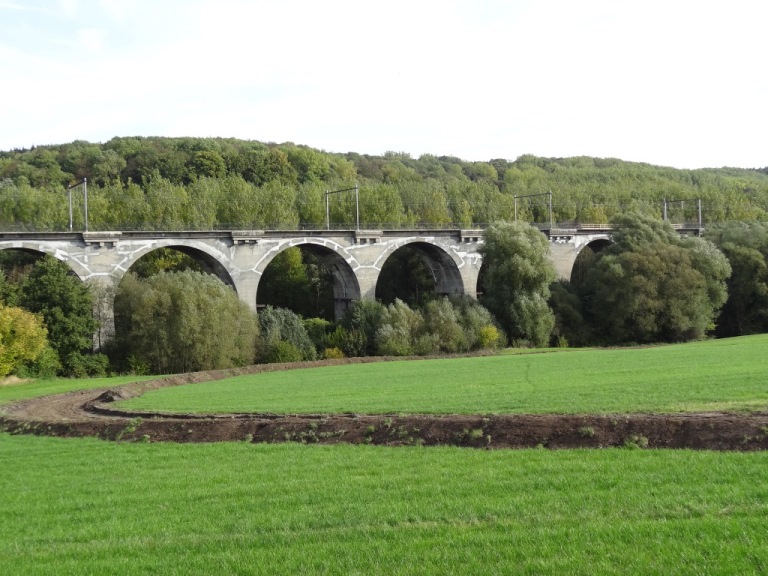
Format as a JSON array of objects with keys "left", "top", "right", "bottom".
[{"left": 0, "top": 0, "right": 765, "bottom": 169}]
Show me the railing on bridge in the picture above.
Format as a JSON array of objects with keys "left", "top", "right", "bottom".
[{"left": 0, "top": 216, "right": 705, "bottom": 238}]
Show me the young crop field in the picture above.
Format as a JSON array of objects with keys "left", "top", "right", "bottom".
[
  {"left": 2, "top": 335, "right": 768, "bottom": 573},
  {"left": 2, "top": 433, "right": 767, "bottom": 575},
  {"left": 117, "top": 335, "right": 768, "bottom": 415}
]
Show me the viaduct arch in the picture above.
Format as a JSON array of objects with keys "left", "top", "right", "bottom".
[{"left": 1, "top": 228, "right": 631, "bottom": 339}]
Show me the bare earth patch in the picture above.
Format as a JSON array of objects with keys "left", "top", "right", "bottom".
[{"left": 2, "top": 358, "right": 768, "bottom": 450}]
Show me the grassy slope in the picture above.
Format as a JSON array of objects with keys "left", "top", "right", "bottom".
[
  {"left": 119, "top": 335, "right": 768, "bottom": 415},
  {"left": 2, "top": 434, "right": 767, "bottom": 575}
]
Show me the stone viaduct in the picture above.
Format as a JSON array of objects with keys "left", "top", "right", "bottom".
[{"left": 0, "top": 227, "right": 615, "bottom": 319}]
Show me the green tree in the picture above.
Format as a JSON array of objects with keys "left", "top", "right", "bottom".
[
  {"left": 582, "top": 213, "right": 730, "bottom": 343},
  {"left": 706, "top": 222, "right": 768, "bottom": 336},
  {"left": 191, "top": 150, "right": 227, "bottom": 179},
  {"left": 113, "top": 271, "right": 259, "bottom": 373},
  {"left": 375, "top": 247, "right": 436, "bottom": 307},
  {"left": 19, "top": 256, "right": 102, "bottom": 375},
  {"left": 340, "top": 299, "right": 386, "bottom": 356},
  {"left": 253, "top": 181, "right": 299, "bottom": 228},
  {"left": 548, "top": 281, "right": 589, "bottom": 347},
  {"left": 479, "top": 221, "right": 556, "bottom": 347},
  {"left": 130, "top": 248, "right": 206, "bottom": 278},
  {"left": 256, "top": 306, "right": 316, "bottom": 362},
  {"left": 375, "top": 299, "right": 428, "bottom": 356}
]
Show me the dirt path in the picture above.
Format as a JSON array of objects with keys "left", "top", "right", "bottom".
[{"left": 2, "top": 359, "right": 768, "bottom": 450}]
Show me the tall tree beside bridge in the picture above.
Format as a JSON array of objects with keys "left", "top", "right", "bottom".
[
  {"left": 581, "top": 213, "right": 731, "bottom": 343},
  {"left": 479, "top": 221, "right": 556, "bottom": 347},
  {"left": 18, "top": 256, "right": 107, "bottom": 376}
]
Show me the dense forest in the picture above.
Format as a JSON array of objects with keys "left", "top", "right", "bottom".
[{"left": 1, "top": 137, "right": 767, "bottom": 230}]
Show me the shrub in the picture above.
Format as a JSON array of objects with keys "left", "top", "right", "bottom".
[
  {"left": 302, "top": 317, "right": 333, "bottom": 352},
  {"left": 322, "top": 347, "right": 345, "bottom": 359},
  {"left": 324, "top": 326, "right": 365, "bottom": 357},
  {"left": 375, "top": 299, "right": 424, "bottom": 356},
  {"left": 63, "top": 351, "right": 109, "bottom": 378},
  {"left": 477, "top": 325, "right": 502, "bottom": 349},
  {"left": 0, "top": 303, "right": 49, "bottom": 378},
  {"left": 450, "top": 296, "right": 505, "bottom": 350},
  {"left": 263, "top": 340, "right": 303, "bottom": 364},
  {"left": 422, "top": 298, "right": 466, "bottom": 353},
  {"left": 17, "top": 346, "right": 61, "bottom": 379},
  {"left": 257, "top": 306, "right": 316, "bottom": 362},
  {"left": 341, "top": 299, "right": 386, "bottom": 355}
]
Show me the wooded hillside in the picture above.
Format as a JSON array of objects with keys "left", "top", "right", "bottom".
[{"left": 2, "top": 137, "right": 766, "bottom": 230}]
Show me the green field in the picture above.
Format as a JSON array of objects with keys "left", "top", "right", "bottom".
[
  {"left": 118, "top": 335, "right": 768, "bottom": 415},
  {"left": 2, "top": 336, "right": 768, "bottom": 574},
  {"left": 2, "top": 434, "right": 767, "bottom": 575}
]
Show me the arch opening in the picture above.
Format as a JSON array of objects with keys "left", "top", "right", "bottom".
[
  {"left": 127, "top": 246, "right": 236, "bottom": 290},
  {"left": 376, "top": 242, "right": 464, "bottom": 307},
  {"left": 257, "top": 244, "right": 361, "bottom": 321},
  {"left": 570, "top": 238, "right": 612, "bottom": 286}
]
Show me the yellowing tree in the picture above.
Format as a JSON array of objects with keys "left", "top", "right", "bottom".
[{"left": 0, "top": 303, "right": 48, "bottom": 378}]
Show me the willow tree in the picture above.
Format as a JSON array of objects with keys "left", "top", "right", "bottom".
[
  {"left": 113, "top": 270, "right": 259, "bottom": 374},
  {"left": 479, "top": 221, "right": 556, "bottom": 347}
]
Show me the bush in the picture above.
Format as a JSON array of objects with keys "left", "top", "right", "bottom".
[
  {"left": 477, "top": 325, "right": 502, "bottom": 349},
  {"left": 302, "top": 317, "right": 333, "bottom": 352},
  {"left": 16, "top": 346, "right": 60, "bottom": 379},
  {"left": 257, "top": 306, "right": 316, "bottom": 362},
  {"left": 322, "top": 347, "right": 345, "bottom": 359},
  {"left": 324, "top": 325, "right": 366, "bottom": 358},
  {"left": 422, "top": 298, "right": 466, "bottom": 353},
  {"left": 341, "top": 299, "right": 386, "bottom": 356},
  {"left": 63, "top": 352, "right": 109, "bottom": 378},
  {"left": 449, "top": 295, "right": 505, "bottom": 351},
  {"left": 375, "top": 299, "right": 424, "bottom": 356},
  {"left": 263, "top": 340, "right": 303, "bottom": 364},
  {"left": 0, "top": 303, "right": 49, "bottom": 378}
]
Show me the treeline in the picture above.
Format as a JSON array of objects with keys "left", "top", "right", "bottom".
[{"left": 2, "top": 137, "right": 768, "bottom": 230}]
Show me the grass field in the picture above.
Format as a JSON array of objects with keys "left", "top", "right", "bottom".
[
  {"left": 118, "top": 335, "right": 768, "bottom": 415},
  {"left": 2, "top": 433, "right": 768, "bottom": 575},
  {"left": 2, "top": 336, "right": 768, "bottom": 574}
]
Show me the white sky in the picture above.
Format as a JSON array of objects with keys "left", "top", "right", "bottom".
[{"left": 0, "top": 0, "right": 765, "bottom": 169}]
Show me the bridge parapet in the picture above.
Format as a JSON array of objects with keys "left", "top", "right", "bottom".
[
  {"left": 83, "top": 231, "right": 122, "bottom": 248},
  {"left": 354, "top": 230, "right": 383, "bottom": 245}
]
